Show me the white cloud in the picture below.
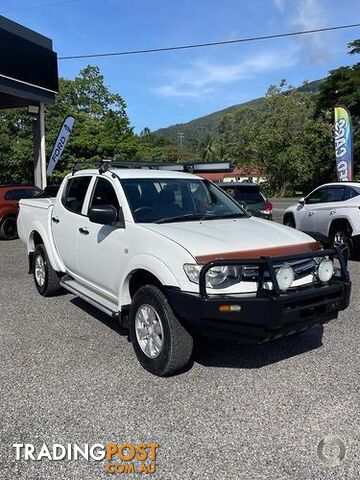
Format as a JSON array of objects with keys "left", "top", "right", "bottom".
[
  {"left": 154, "top": 49, "right": 298, "bottom": 99},
  {"left": 274, "top": 0, "right": 331, "bottom": 64},
  {"left": 274, "top": 0, "right": 286, "bottom": 12}
]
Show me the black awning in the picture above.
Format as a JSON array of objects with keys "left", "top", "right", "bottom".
[{"left": 0, "top": 15, "right": 58, "bottom": 108}]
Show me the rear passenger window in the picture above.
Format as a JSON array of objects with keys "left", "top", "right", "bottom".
[
  {"left": 323, "top": 187, "right": 345, "bottom": 203},
  {"left": 345, "top": 187, "right": 360, "bottom": 200},
  {"left": 62, "top": 176, "right": 91, "bottom": 214}
]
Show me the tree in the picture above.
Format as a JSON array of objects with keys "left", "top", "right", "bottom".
[
  {"left": 200, "top": 134, "right": 217, "bottom": 161},
  {"left": 0, "top": 65, "right": 154, "bottom": 184},
  {"left": 0, "top": 109, "right": 34, "bottom": 184},
  {"left": 348, "top": 39, "right": 360, "bottom": 55},
  {"left": 219, "top": 84, "right": 333, "bottom": 195}
]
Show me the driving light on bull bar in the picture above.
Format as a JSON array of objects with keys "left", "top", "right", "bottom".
[
  {"left": 317, "top": 258, "right": 334, "bottom": 282},
  {"left": 276, "top": 264, "right": 295, "bottom": 291}
]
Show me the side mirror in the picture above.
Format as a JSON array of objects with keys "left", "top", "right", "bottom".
[
  {"left": 298, "top": 197, "right": 305, "bottom": 206},
  {"left": 88, "top": 205, "right": 125, "bottom": 228}
]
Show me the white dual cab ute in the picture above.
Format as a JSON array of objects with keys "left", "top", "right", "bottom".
[
  {"left": 18, "top": 161, "right": 351, "bottom": 376},
  {"left": 284, "top": 182, "right": 360, "bottom": 256}
]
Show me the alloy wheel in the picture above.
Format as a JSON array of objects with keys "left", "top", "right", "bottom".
[
  {"left": 34, "top": 254, "right": 46, "bottom": 287},
  {"left": 135, "top": 304, "right": 164, "bottom": 359}
]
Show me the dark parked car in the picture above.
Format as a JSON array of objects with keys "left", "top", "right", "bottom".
[
  {"left": 0, "top": 185, "right": 41, "bottom": 240},
  {"left": 219, "top": 182, "right": 273, "bottom": 220}
]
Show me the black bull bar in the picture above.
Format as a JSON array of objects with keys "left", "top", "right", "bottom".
[{"left": 198, "top": 245, "right": 350, "bottom": 298}]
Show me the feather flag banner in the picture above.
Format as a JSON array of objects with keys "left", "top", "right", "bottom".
[{"left": 334, "top": 107, "right": 353, "bottom": 182}]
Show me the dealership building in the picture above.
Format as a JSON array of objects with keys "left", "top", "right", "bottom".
[{"left": 0, "top": 15, "right": 58, "bottom": 188}]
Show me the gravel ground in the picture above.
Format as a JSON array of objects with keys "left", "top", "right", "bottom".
[{"left": 0, "top": 236, "right": 359, "bottom": 479}]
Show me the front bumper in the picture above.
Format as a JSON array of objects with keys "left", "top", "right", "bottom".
[{"left": 166, "top": 247, "right": 351, "bottom": 343}]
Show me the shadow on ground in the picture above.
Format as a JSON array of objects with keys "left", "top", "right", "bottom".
[
  {"left": 70, "top": 296, "right": 324, "bottom": 373},
  {"left": 70, "top": 297, "right": 128, "bottom": 337},
  {"left": 193, "top": 326, "right": 324, "bottom": 369}
]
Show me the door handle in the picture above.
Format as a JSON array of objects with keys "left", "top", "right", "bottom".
[
  {"left": 52, "top": 216, "right": 60, "bottom": 224},
  {"left": 79, "top": 227, "right": 89, "bottom": 235},
  {"left": 309, "top": 211, "right": 315, "bottom": 216}
]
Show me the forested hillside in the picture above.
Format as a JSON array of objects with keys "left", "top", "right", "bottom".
[{"left": 154, "top": 80, "right": 323, "bottom": 146}]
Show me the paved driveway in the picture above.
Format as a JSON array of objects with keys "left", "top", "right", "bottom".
[{"left": 0, "top": 239, "right": 359, "bottom": 480}]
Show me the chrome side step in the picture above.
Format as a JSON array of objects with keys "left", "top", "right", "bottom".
[{"left": 60, "top": 275, "right": 119, "bottom": 317}]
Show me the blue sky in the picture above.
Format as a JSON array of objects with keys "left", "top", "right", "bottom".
[{"left": 2, "top": 0, "right": 360, "bottom": 132}]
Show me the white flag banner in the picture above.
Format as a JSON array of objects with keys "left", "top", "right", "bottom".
[{"left": 47, "top": 116, "right": 75, "bottom": 176}]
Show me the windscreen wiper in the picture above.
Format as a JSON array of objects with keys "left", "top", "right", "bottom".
[
  {"left": 155, "top": 212, "right": 246, "bottom": 224},
  {"left": 199, "top": 212, "right": 246, "bottom": 220},
  {"left": 155, "top": 214, "right": 206, "bottom": 224}
]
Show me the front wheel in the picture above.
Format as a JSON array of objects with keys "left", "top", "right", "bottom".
[
  {"left": 283, "top": 214, "right": 295, "bottom": 228},
  {"left": 129, "top": 285, "right": 193, "bottom": 376},
  {"left": 33, "top": 245, "right": 62, "bottom": 297},
  {"left": 330, "top": 227, "right": 353, "bottom": 258},
  {"left": 0, "top": 217, "right": 17, "bottom": 240}
]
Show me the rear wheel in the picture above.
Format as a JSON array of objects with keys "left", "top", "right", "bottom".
[
  {"left": 0, "top": 217, "right": 17, "bottom": 240},
  {"left": 33, "top": 245, "right": 62, "bottom": 296},
  {"left": 130, "top": 285, "right": 193, "bottom": 376}
]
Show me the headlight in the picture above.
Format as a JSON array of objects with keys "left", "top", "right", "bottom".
[
  {"left": 276, "top": 264, "right": 295, "bottom": 291},
  {"left": 206, "top": 265, "right": 230, "bottom": 287},
  {"left": 316, "top": 258, "right": 334, "bottom": 282},
  {"left": 183, "top": 264, "right": 202, "bottom": 284},
  {"left": 183, "top": 264, "right": 240, "bottom": 288}
]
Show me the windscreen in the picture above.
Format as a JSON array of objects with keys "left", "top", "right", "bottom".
[{"left": 121, "top": 178, "right": 247, "bottom": 223}]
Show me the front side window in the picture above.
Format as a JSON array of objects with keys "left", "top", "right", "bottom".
[
  {"left": 62, "top": 176, "right": 91, "bottom": 214},
  {"left": 306, "top": 188, "right": 327, "bottom": 205},
  {"left": 88, "top": 178, "right": 120, "bottom": 211},
  {"left": 121, "top": 178, "right": 246, "bottom": 223}
]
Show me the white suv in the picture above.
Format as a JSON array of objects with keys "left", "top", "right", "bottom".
[{"left": 284, "top": 182, "right": 360, "bottom": 255}]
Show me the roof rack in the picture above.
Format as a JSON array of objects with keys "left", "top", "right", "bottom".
[{"left": 72, "top": 160, "right": 234, "bottom": 175}]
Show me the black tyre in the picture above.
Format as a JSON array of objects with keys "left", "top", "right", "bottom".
[
  {"left": 33, "top": 244, "right": 62, "bottom": 297},
  {"left": 0, "top": 217, "right": 18, "bottom": 240},
  {"left": 330, "top": 226, "right": 353, "bottom": 258},
  {"left": 129, "top": 285, "right": 193, "bottom": 376},
  {"left": 283, "top": 214, "right": 295, "bottom": 228}
]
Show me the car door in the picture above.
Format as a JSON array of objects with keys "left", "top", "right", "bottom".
[
  {"left": 51, "top": 175, "right": 92, "bottom": 275},
  {"left": 76, "top": 176, "right": 127, "bottom": 299},
  {"left": 313, "top": 186, "right": 346, "bottom": 237},
  {"left": 297, "top": 187, "right": 327, "bottom": 234}
]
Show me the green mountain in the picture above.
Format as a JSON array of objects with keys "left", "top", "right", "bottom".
[{"left": 155, "top": 80, "right": 323, "bottom": 146}]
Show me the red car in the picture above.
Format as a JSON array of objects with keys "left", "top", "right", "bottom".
[{"left": 0, "top": 185, "right": 41, "bottom": 240}]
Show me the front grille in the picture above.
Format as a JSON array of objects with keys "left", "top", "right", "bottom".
[{"left": 242, "top": 258, "right": 317, "bottom": 282}]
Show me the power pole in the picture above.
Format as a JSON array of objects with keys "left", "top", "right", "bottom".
[
  {"left": 32, "top": 102, "right": 47, "bottom": 189},
  {"left": 177, "top": 132, "right": 184, "bottom": 148}
]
